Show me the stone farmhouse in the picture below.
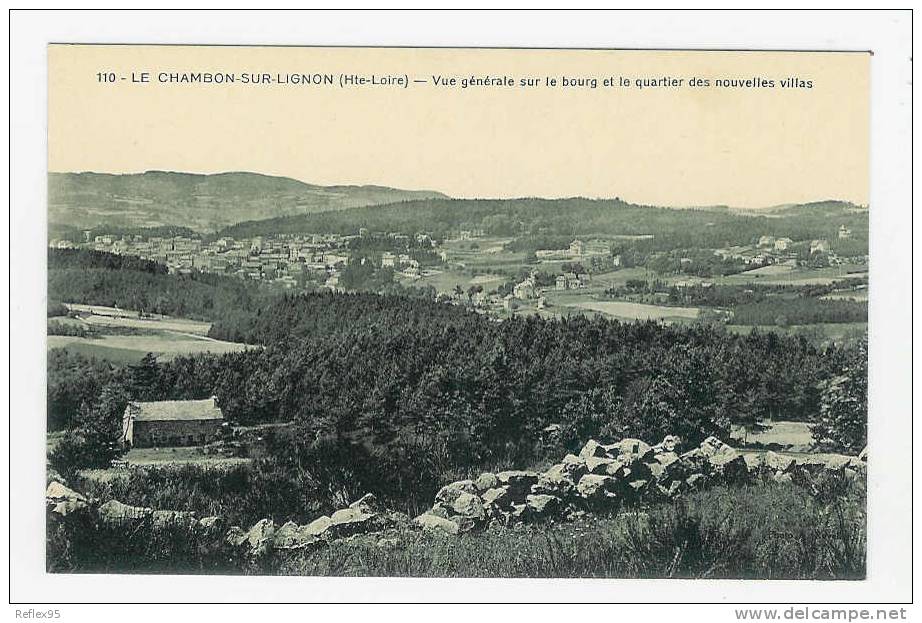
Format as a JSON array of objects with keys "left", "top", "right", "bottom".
[{"left": 121, "top": 397, "right": 224, "bottom": 448}]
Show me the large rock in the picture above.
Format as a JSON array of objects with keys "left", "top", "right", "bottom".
[
  {"left": 481, "top": 486, "right": 512, "bottom": 508},
  {"left": 98, "top": 499, "right": 152, "bottom": 523},
  {"left": 45, "top": 482, "right": 88, "bottom": 517},
  {"left": 683, "top": 437, "right": 748, "bottom": 481},
  {"left": 414, "top": 512, "right": 461, "bottom": 535},
  {"left": 654, "top": 451, "right": 680, "bottom": 469},
  {"left": 474, "top": 472, "right": 498, "bottom": 492},
  {"left": 435, "top": 480, "right": 477, "bottom": 505},
  {"left": 653, "top": 435, "right": 683, "bottom": 453},
  {"left": 578, "top": 439, "right": 608, "bottom": 459},
  {"left": 349, "top": 493, "right": 380, "bottom": 515},
  {"left": 605, "top": 438, "right": 654, "bottom": 463},
  {"left": 763, "top": 451, "right": 796, "bottom": 473},
  {"left": 561, "top": 452, "right": 589, "bottom": 473},
  {"left": 198, "top": 516, "right": 223, "bottom": 533},
  {"left": 532, "top": 465, "right": 576, "bottom": 497},
  {"left": 273, "top": 521, "right": 320, "bottom": 550},
  {"left": 576, "top": 474, "right": 619, "bottom": 507},
  {"left": 708, "top": 453, "right": 749, "bottom": 482},
  {"left": 327, "top": 507, "right": 377, "bottom": 538},
  {"left": 525, "top": 494, "right": 562, "bottom": 519},
  {"left": 585, "top": 456, "right": 623, "bottom": 476},
  {"left": 496, "top": 470, "right": 540, "bottom": 492},
  {"left": 151, "top": 509, "right": 197, "bottom": 530},
  {"left": 244, "top": 518, "right": 276, "bottom": 551},
  {"left": 225, "top": 526, "right": 247, "bottom": 547},
  {"left": 303, "top": 514, "right": 334, "bottom": 537},
  {"left": 621, "top": 461, "right": 652, "bottom": 482},
  {"left": 451, "top": 492, "right": 486, "bottom": 521}
]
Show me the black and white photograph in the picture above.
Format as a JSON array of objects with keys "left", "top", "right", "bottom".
[{"left": 7, "top": 8, "right": 915, "bottom": 613}]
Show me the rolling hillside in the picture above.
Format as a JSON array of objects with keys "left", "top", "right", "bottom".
[
  {"left": 48, "top": 171, "right": 449, "bottom": 232},
  {"left": 215, "top": 197, "right": 868, "bottom": 252}
]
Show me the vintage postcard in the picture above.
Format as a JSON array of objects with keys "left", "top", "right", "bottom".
[{"left": 42, "top": 44, "right": 872, "bottom": 583}]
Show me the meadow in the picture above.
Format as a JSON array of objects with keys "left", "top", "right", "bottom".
[
  {"left": 49, "top": 479, "right": 866, "bottom": 579},
  {"left": 48, "top": 304, "right": 250, "bottom": 363},
  {"left": 570, "top": 300, "right": 700, "bottom": 321}
]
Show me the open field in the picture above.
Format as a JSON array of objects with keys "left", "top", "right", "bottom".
[
  {"left": 569, "top": 300, "right": 700, "bottom": 321},
  {"left": 714, "top": 265, "right": 868, "bottom": 287},
  {"left": 725, "top": 322, "right": 867, "bottom": 342},
  {"left": 67, "top": 303, "right": 212, "bottom": 335},
  {"left": 50, "top": 302, "right": 249, "bottom": 362},
  {"left": 47, "top": 332, "right": 249, "bottom": 362},
  {"left": 123, "top": 446, "right": 250, "bottom": 466},
  {"left": 731, "top": 420, "right": 814, "bottom": 448}
]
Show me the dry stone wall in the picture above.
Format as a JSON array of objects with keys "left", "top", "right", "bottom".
[{"left": 46, "top": 435, "right": 867, "bottom": 558}]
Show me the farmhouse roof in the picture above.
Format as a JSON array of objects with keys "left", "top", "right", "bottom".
[{"left": 126, "top": 397, "right": 223, "bottom": 422}]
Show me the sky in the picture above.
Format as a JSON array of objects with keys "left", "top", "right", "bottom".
[{"left": 48, "top": 45, "right": 869, "bottom": 208}]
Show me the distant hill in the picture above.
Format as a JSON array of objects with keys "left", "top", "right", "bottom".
[
  {"left": 48, "top": 171, "right": 449, "bottom": 232},
  {"left": 215, "top": 197, "right": 869, "bottom": 252},
  {"left": 732, "top": 200, "right": 867, "bottom": 216}
]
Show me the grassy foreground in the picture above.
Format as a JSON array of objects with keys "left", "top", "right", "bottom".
[{"left": 49, "top": 479, "right": 865, "bottom": 579}]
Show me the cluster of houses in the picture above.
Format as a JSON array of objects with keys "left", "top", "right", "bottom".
[
  {"left": 50, "top": 229, "right": 439, "bottom": 291},
  {"left": 535, "top": 238, "right": 622, "bottom": 263},
  {"left": 711, "top": 226, "right": 862, "bottom": 269}
]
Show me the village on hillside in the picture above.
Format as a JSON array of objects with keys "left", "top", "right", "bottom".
[{"left": 49, "top": 221, "right": 868, "bottom": 324}]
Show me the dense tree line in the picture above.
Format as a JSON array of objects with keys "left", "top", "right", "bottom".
[
  {"left": 215, "top": 198, "right": 869, "bottom": 255},
  {"left": 47, "top": 251, "right": 867, "bottom": 497},
  {"left": 606, "top": 282, "right": 869, "bottom": 322},
  {"left": 48, "top": 248, "right": 168, "bottom": 274},
  {"left": 731, "top": 299, "right": 867, "bottom": 326},
  {"left": 48, "top": 249, "right": 276, "bottom": 336},
  {"left": 50, "top": 292, "right": 858, "bottom": 463}
]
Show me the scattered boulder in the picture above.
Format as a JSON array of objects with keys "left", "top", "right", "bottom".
[
  {"left": 482, "top": 486, "right": 513, "bottom": 508},
  {"left": 303, "top": 514, "right": 334, "bottom": 537},
  {"left": 98, "top": 499, "right": 153, "bottom": 524},
  {"left": 414, "top": 512, "right": 461, "bottom": 535},
  {"left": 151, "top": 509, "right": 197, "bottom": 530},
  {"left": 435, "top": 480, "right": 477, "bottom": 505},
  {"left": 525, "top": 493, "right": 561, "bottom": 519},
  {"left": 561, "top": 453, "right": 589, "bottom": 478},
  {"left": 579, "top": 439, "right": 608, "bottom": 459},
  {"left": 349, "top": 493, "right": 380, "bottom": 515},
  {"left": 225, "top": 526, "right": 247, "bottom": 547},
  {"left": 198, "top": 516, "right": 223, "bottom": 533},
  {"left": 653, "top": 435, "right": 683, "bottom": 454},
  {"left": 576, "top": 474, "right": 619, "bottom": 507},
  {"left": 273, "top": 521, "right": 319, "bottom": 550},
  {"left": 451, "top": 492, "right": 486, "bottom": 521},
  {"left": 474, "top": 472, "right": 498, "bottom": 492},
  {"left": 46, "top": 468, "right": 66, "bottom": 487},
  {"left": 656, "top": 480, "right": 684, "bottom": 499},
  {"left": 327, "top": 507, "right": 376, "bottom": 538},
  {"left": 605, "top": 438, "right": 653, "bottom": 463},
  {"left": 532, "top": 466, "right": 576, "bottom": 497},
  {"left": 585, "top": 456, "right": 622, "bottom": 476},
  {"left": 772, "top": 472, "right": 794, "bottom": 485},
  {"left": 763, "top": 451, "right": 796, "bottom": 473},
  {"left": 496, "top": 470, "right": 539, "bottom": 492},
  {"left": 45, "top": 482, "right": 88, "bottom": 517},
  {"left": 244, "top": 518, "right": 276, "bottom": 552}
]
